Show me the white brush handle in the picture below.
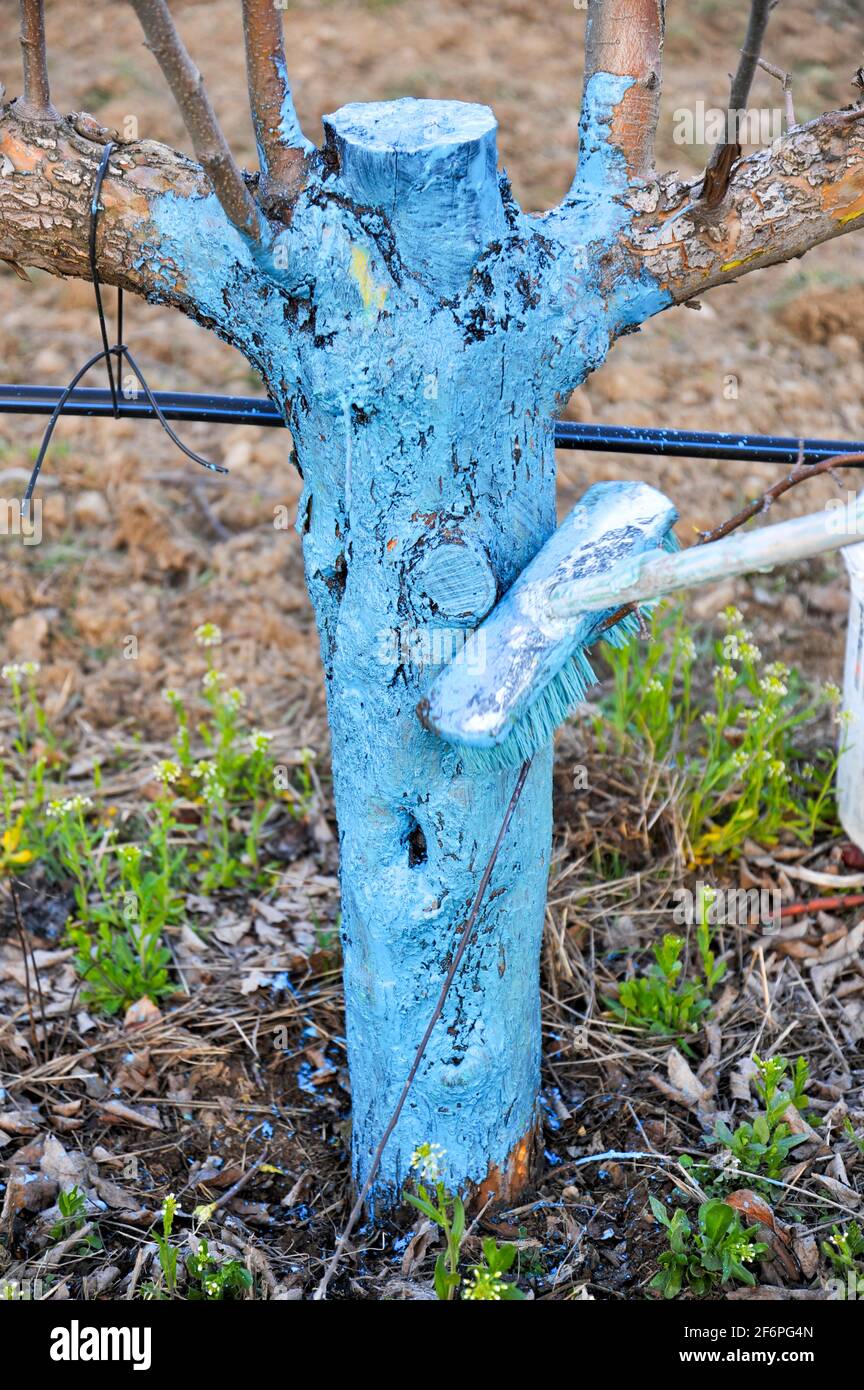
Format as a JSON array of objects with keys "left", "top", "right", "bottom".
[{"left": 549, "top": 499, "right": 864, "bottom": 618}]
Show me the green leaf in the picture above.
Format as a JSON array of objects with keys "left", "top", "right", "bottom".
[{"left": 433, "top": 1253, "right": 451, "bottom": 1301}]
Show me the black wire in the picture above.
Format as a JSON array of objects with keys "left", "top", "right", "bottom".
[
  {"left": 23, "top": 142, "right": 227, "bottom": 510},
  {"left": 89, "top": 142, "right": 120, "bottom": 416}
]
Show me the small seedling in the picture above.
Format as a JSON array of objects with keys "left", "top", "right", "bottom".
[
  {"left": 821, "top": 1222, "right": 864, "bottom": 1299},
  {"left": 648, "top": 1196, "right": 767, "bottom": 1298},
  {"left": 403, "top": 1142, "right": 524, "bottom": 1301},
  {"left": 186, "top": 1239, "right": 253, "bottom": 1301},
  {"left": 461, "top": 1238, "right": 525, "bottom": 1301},
  {"left": 142, "top": 1193, "right": 180, "bottom": 1300},
  {"left": 50, "top": 1186, "right": 101, "bottom": 1251},
  {"left": 712, "top": 1054, "right": 811, "bottom": 1184},
  {"left": 843, "top": 1116, "right": 864, "bottom": 1155},
  {"left": 606, "top": 915, "right": 725, "bottom": 1040}
]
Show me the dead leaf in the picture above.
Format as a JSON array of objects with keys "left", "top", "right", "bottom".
[
  {"left": 666, "top": 1047, "right": 712, "bottom": 1109},
  {"left": 98, "top": 1100, "right": 163, "bottom": 1130},
  {"left": 124, "top": 997, "right": 161, "bottom": 1030}
]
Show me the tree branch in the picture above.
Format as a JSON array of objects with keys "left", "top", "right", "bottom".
[
  {"left": 621, "top": 106, "right": 864, "bottom": 309},
  {"left": 241, "top": 0, "right": 311, "bottom": 217},
  {"left": 127, "top": 0, "right": 264, "bottom": 242},
  {"left": 17, "top": 0, "right": 59, "bottom": 121},
  {"left": 573, "top": 0, "right": 666, "bottom": 188},
  {"left": 702, "top": 0, "right": 779, "bottom": 207},
  {"left": 0, "top": 105, "right": 291, "bottom": 390}
]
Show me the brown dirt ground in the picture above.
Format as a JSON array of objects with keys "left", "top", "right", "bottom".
[{"left": 1, "top": 1, "right": 864, "bottom": 1302}]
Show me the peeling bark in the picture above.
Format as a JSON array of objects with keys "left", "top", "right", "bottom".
[{"left": 619, "top": 108, "right": 864, "bottom": 308}]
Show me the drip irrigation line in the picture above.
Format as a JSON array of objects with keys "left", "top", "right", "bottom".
[{"left": 3, "top": 382, "right": 864, "bottom": 470}]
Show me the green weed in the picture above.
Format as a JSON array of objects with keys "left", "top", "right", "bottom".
[
  {"left": 649, "top": 1196, "right": 767, "bottom": 1298},
  {"left": 597, "top": 604, "right": 843, "bottom": 861},
  {"left": 403, "top": 1143, "right": 525, "bottom": 1301},
  {"left": 712, "top": 1054, "right": 811, "bottom": 1183},
  {"left": 822, "top": 1222, "right": 864, "bottom": 1299}
]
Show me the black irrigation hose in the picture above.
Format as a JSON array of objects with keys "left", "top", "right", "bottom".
[{"left": 3, "top": 383, "right": 864, "bottom": 468}]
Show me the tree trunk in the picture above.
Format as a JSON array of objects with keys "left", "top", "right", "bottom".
[{"left": 289, "top": 101, "right": 557, "bottom": 1205}]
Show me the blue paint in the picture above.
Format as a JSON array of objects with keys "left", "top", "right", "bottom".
[
  {"left": 133, "top": 90, "right": 676, "bottom": 1210},
  {"left": 275, "top": 56, "right": 315, "bottom": 158}
]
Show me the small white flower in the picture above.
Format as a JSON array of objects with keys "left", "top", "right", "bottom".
[
  {"left": 250, "top": 729, "right": 273, "bottom": 753},
  {"left": 46, "top": 793, "right": 93, "bottom": 818},
  {"left": 646, "top": 678, "right": 664, "bottom": 695},
  {"left": 721, "top": 606, "right": 744, "bottom": 630},
  {"left": 202, "top": 669, "right": 224, "bottom": 692},
  {"left": 201, "top": 777, "right": 227, "bottom": 805},
  {"left": 194, "top": 623, "right": 222, "bottom": 648},
  {"left": 410, "top": 1141, "right": 446, "bottom": 1183},
  {"left": 822, "top": 682, "right": 841, "bottom": 705},
  {"left": 760, "top": 674, "right": 788, "bottom": 698},
  {"left": 2, "top": 660, "right": 40, "bottom": 681},
  {"left": 152, "top": 759, "right": 181, "bottom": 786},
  {"left": 162, "top": 687, "right": 180, "bottom": 704},
  {"left": 224, "top": 686, "right": 245, "bottom": 710}
]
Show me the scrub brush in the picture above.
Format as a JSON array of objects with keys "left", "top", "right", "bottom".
[
  {"left": 416, "top": 480, "right": 679, "bottom": 772},
  {"left": 418, "top": 477, "right": 864, "bottom": 774}
]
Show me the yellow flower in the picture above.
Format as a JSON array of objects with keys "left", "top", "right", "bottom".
[{"left": 0, "top": 821, "right": 34, "bottom": 874}]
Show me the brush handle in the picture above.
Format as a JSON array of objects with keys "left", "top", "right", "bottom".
[{"left": 549, "top": 495, "right": 864, "bottom": 617}]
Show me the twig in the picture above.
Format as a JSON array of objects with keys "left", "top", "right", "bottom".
[
  {"left": 8, "top": 878, "right": 48, "bottom": 1063},
  {"left": 17, "top": 0, "right": 58, "bottom": 121},
  {"left": 787, "top": 961, "right": 849, "bottom": 1072},
  {"left": 313, "top": 757, "right": 533, "bottom": 1300},
  {"left": 696, "top": 449, "right": 861, "bottom": 545},
  {"left": 702, "top": 0, "right": 779, "bottom": 206},
  {"left": 196, "top": 1153, "right": 269, "bottom": 1218},
  {"left": 596, "top": 447, "right": 863, "bottom": 638},
  {"left": 781, "top": 893, "right": 864, "bottom": 918},
  {"left": 8, "top": 881, "right": 39, "bottom": 1060},
  {"left": 756, "top": 56, "right": 796, "bottom": 129},
  {"left": 241, "top": 0, "right": 309, "bottom": 214},
  {"left": 127, "top": 0, "right": 263, "bottom": 241}
]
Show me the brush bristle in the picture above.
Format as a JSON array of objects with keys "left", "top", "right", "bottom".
[{"left": 446, "top": 529, "right": 680, "bottom": 775}]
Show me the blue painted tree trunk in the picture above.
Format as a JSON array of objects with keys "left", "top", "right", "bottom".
[
  {"left": 276, "top": 92, "right": 661, "bottom": 1206},
  {"left": 147, "top": 83, "right": 665, "bottom": 1206}
]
